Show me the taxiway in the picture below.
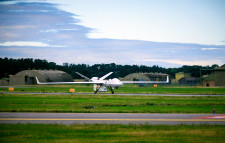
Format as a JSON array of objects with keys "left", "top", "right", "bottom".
[
  {"left": 0, "top": 113, "right": 225, "bottom": 125},
  {"left": 1, "top": 92, "right": 225, "bottom": 96}
]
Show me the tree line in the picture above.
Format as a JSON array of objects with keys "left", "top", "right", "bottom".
[{"left": 0, "top": 57, "right": 218, "bottom": 79}]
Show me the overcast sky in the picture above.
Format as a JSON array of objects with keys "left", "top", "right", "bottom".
[{"left": 0, "top": 0, "right": 225, "bottom": 67}]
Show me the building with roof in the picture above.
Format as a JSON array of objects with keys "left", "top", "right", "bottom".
[
  {"left": 202, "top": 64, "right": 225, "bottom": 87},
  {"left": 202, "top": 73, "right": 215, "bottom": 87},
  {"left": 123, "top": 73, "right": 170, "bottom": 86},
  {"left": 0, "top": 78, "right": 9, "bottom": 86},
  {"left": 214, "top": 64, "right": 225, "bottom": 86},
  {"left": 178, "top": 77, "right": 200, "bottom": 85},
  {"left": 171, "top": 72, "right": 191, "bottom": 84},
  {"left": 9, "top": 70, "right": 73, "bottom": 85}
]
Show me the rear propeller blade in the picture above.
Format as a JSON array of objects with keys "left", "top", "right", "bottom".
[
  {"left": 76, "top": 72, "right": 92, "bottom": 81},
  {"left": 99, "top": 72, "right": 113, "bottom": 80}
]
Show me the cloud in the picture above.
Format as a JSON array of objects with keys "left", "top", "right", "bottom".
[
  {"left": 40, "top": 29, "right": 78, "bottom": 33},
  {"left": 0, "top": 1, "right": 224, "bottom": 67},
  {"left": 141, "top": 59, "right": 224, "bottom": 67},
  {"left": 201, "top": 48, "right": 219, "bottom": 50},
  {"left": 0, "top": 2, "right": 91, "bottom": 43},
  {"left": 0, "top": 41, "right": 65, "bottom": 47}
]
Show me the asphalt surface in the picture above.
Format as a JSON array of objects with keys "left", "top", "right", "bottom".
[
  {"left": 1, "top": 91, "right": 225, "bottom": 96},
  {"left": 0, "top": 113, "right": 225, "bottom": 125}
]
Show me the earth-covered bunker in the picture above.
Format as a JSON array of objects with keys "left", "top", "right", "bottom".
[{"left": 9, "top": 70, "right": 73, "bottom": 85}]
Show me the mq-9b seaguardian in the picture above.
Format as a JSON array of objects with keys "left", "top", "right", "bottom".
[{"left": 36, "top": 72, "right": 169, "bottom": 94}]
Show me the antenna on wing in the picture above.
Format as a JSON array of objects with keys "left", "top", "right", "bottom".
[
  {"left": 35, "top": 77, "right": 40, "bottom": 84},
  {"left": 35, "top": 77, "right": 46, "bottom": 85},
  {"left": 166, "top": 75, "right": 169, "bottom": 82},
  {"left": 76, "top": 72, "right": 92, "bottom": 81}
]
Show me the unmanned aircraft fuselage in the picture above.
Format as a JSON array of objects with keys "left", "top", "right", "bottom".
[{"left": 36, "top": 72, "right": 169, "bottom": 94}]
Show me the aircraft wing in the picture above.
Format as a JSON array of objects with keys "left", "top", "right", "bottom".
[
  {"left": 35, "top": 77, "right": 104, "bottom": 85},
  {"left": 122, "top": 76, "right": 169, "bottom": 84},
  {"left": 99, "top": 72, "right": 113, "bottom": 80}
]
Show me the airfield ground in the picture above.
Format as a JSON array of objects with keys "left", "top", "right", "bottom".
[
  {"left": 0, "top": 85, "right": 224, "bottom": 142},
  {"left": 0, "top": 84, "right": 225, "bottom": 113},
  {"left": 1, "top": 124, "right": 225, "bottom": 143},
  {"left": 1, "top": 84, "right": 225, "bottom": 94},
  {"left": 0, "top": 94, "right": 225, "bottom": 113}
]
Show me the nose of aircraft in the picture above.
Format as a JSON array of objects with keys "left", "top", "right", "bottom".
[{"left": 106, "top": 78, "right": 123, "bottom": 87}]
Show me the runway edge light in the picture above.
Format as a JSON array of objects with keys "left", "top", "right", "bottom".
[
  {"left": 9, "top": 87, "right": 14, "bottom": 91},
  {"left": 69, "top": 88, "right": 75, "bottom": 93}
]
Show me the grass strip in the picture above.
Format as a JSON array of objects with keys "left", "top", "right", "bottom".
[
  {"left": 0, "top": 94, "right": 225, "bottom": 113},
  {"left": 0, "top": 124, "right": 224, "bottom": 143},
  {"left": 1, "top": 85, "right": 225, "bottom": 94}
]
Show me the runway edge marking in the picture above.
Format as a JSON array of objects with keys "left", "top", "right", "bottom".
[{"left": 0, "top": 118, "right": 225, "bottom": 122}]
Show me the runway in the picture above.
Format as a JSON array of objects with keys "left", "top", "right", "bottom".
[
  {"left": 1, "top": 91, "right": 225, "bottom": 96},
  {"left": 0, "top": 113, "right": 225, "bottom": 125}
]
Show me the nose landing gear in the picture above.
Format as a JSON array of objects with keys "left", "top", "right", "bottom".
[{"left": 107, "top": 86, "right": 114, "bottom": 94}]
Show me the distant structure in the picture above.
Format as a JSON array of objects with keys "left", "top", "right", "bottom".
[
  {"left": 123, "top": 73, "right": 169, "bottom": 86},
  {"left": 172, "top": 72, "right": 200, "bottom": 85},
  {"left": 178, "top": 77, "right": 200, "bottom": 85},
  {"left": 214, "top": 65, "right": 225, "bottom": 86},
  {"left": 9, "top": 70, "right": 73, "bottom": 85},
  {"left": 202, "top": 64, "right": 225, "bottom": 86},
  {"left": 0, "top": 78, "right": 9, "bottom": 86},
  {"left": 172, "top": 72, "right": 191, "bottom": 84},
  {"left": 202, "top": 74, "right": 215, "bottom": 87}
]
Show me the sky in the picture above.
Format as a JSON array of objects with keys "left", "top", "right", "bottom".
[{"left": 0, "top": 0, "right": 225, "bottom": 67}]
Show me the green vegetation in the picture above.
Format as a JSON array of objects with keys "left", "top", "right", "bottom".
[
  {"left": 118, "top": 85, "right": 225, "bottom": 95},
  {"left": 0, "top": 57, "right": 218, "bottom": 79},
  {"left": 0, "top": 94, "right": 225, "bottom": 113},
  {"left": 0, "top": 84, "right": 224, "bottom": 142},
  {"left": 0, "top": 85, "right": 93, "bottom": 93},
  {"left": 0, "top": 85, "right": 225, "bottom": 113},
  {"left": 1, "top": 84, "right": 225, "bottom": 95},
  {"left": 0, "top": 124, "right": 224, "bottom": 143}
]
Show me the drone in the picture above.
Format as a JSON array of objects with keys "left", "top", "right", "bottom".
[{"left": 36, "top": 72, "right": 169, "bottom": 94}]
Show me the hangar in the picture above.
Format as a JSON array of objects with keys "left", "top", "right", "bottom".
[
  {"left": 178, "top": 77, "right": 200, "bottom": 85},
  {"left": 214, "top": 64, "right": 225, "bottom": 86},
  {"left": 202, "top": 64, "right": 225, "bottom": 86},
  {"left": 123, "top": 73, "right": 169, "bottom": 83},
  {"left": 9, "top": 70, "right": 73, "bottom": 85}
]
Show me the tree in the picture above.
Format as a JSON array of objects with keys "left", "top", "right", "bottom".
[{"left": 0, "top": 57, "right": 220, "bottom": 79}]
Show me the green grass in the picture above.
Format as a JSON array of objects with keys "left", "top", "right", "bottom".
[
  {"left": 0, "top": 85, "right": 94, "bottom": 93},
  {"left": 0, "top": 94, "right": 225, "bottom": 113},
  {"left": 1, "top": 86, "right": 224, "bottom": 142},
  {"left": 1, "top": 84, "right": 225, "bottom": 94},
  {"left": 119, "top": 85, "right": 225, "bottom": 95},
  {"left": 0, "top": 124, "right": 224, "bottom": 143},
  {"left": 1, "top": 85, "right": 225, "bottom": 113}
]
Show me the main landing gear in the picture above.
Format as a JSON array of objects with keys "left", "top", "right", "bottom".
[
  {"left": 94, "top": 85, "right": 114, "bottom": 94},
  {"left": 94, "top": 85, "right": 102, "bottom": 94},
  {"left": 107, "top": 86, "right": 114, "bottom": 94}
]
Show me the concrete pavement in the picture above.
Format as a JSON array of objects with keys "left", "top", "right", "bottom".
[
  {"left": 0, "top": 112, "right": 225, "bottom": 125},
  {"left": 1, "top": 91, "right": 225, "bottom": 96}
]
